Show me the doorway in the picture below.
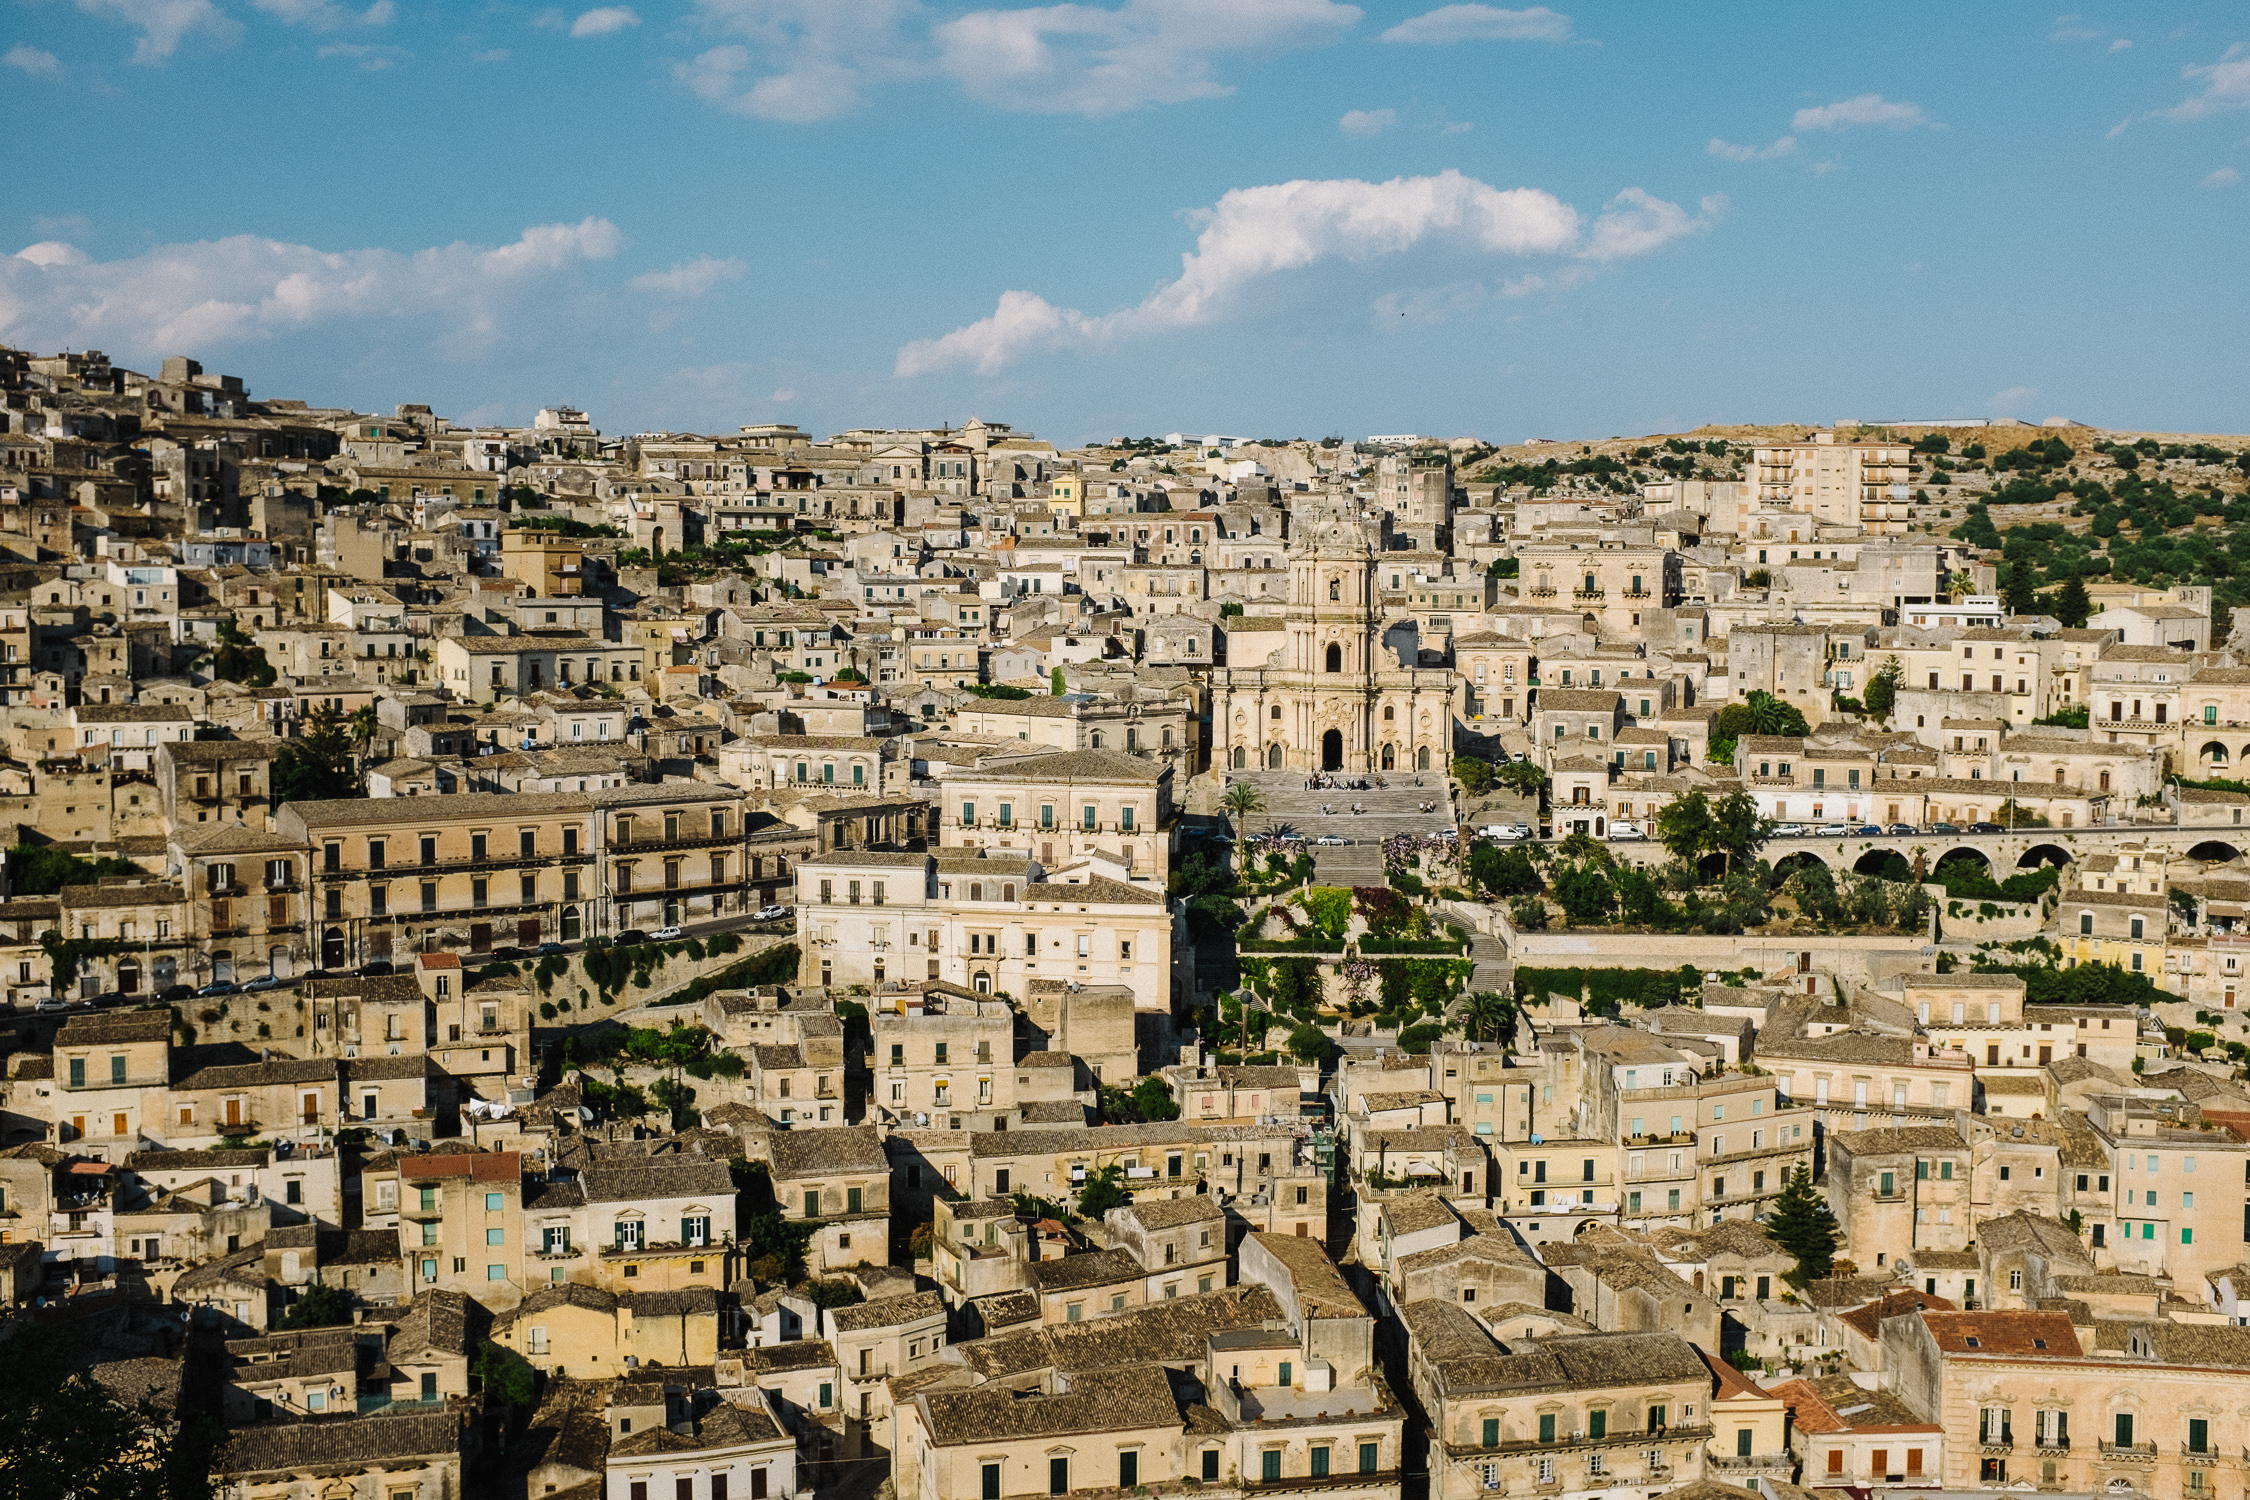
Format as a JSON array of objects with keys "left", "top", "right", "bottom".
[{"left": 1321, "top": 729, "right": 1343, "bottom": 770}]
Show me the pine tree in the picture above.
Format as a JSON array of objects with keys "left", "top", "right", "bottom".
[
  {"left": 1766, "top": 1163, "right": 1842, "bottom": 1287},
  {"left": 2055, "top": 575, "right": 2092, "bottom": 629}
]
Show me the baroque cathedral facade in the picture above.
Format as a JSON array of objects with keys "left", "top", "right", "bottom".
[{"left": 1211, "top": 505, "right": 1456, "bottom": 775}]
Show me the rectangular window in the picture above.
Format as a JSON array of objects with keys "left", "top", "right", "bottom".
[
  {"left": 1359, "top": 1443, "right": 1379, "bottom": 1475},
  {"left": 984, "top": 1466, "right": 1001, "bottom": 1500},
  {"left": 1120, "top": 1453, "right": 1137, "bottom": 1489},
  {"left": 1310, "top": 1447, "right": 1329, "bottom": 1479},
  {"left": 1483, "top": 1418, "right": 1499, "bottom": 1448},
  {"left": 1540, "top": 1414, "right": 1556, "bottom": 1444},
  {"left": 1262, "top": 1452, "right": 1282, "bottom": 1482}
]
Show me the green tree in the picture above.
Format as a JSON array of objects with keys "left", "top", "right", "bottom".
[
  {"left": 1747, "top": 690, "right": 1811, "bottom": 738},
  {"left": 2003, "top": 564, "right": 2040, "bottom": 617},
  {"left": 1551, "top": 862, "right": 1614, "bottom": 926},
  {"left": 211, "top": 617, "right": 276, "bottom": 687},
  {"left": 1708, "top": 790, "right": 1770, "bottom": 875},
  {"left": 1219, "top": 782, "right": 1266, "bottom": 844},
  {"left": 347, "top": 703, "right": 380, "bottom": 761},
  {"left": 1655, "top": 791, "right": 1715, "bottom": 865},
  {"left": 1131, "top": 1075, "right": 1180, "bottom": 1121},
  {"left": 1494, "top": 759, "right": 1549, "bottom": 806},
  {"left": 1508, "top": 893, "right": 1549, "bottom": 930},
  {"left": 2055, "top": 575, "right": 2092, "bottom": 628},
  {"left": 276, "top": 1282, "right": 353, "bottom": 1329},
  {"left": 1074, "top": 1163, "right": 1132, "bottom": 1218},
  {"left": 1050, "top": 667, "right": 1067, "bottom": 695},
  {"left": 1451, "top": 756, "right": 1493, "bottom": 795},
  {"left": 472, "top": 1338, "right": 538, "bottom": 1411},
  {"left": 6, "top": 844, "right": 142, "bottom": 896},
  {"left": 1286, "top": 1022, "right": 1334, "bottom": 1066},
  {"left": 273, "top": 704, "right": 359, "bottom": 803},
  {"left": 1863, "top": 655, "right": 1904, "bottom": 721},
  {"left": 1766, "top": 1164, "right": 1842, "bottom": 1286},
  {"left": 1468, "top": 842, "right": 1541, "bottom": 898},
  {"left": 39, "top": 929, "right": 118, "bottom": 998},
  {"left": 0, "top": 1326, "right": 218, "bottom": 1500},
  {"left": 1461, "top": 989, "right": 1515, "bottom": 1043}
]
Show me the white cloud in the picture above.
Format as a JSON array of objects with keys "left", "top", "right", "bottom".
[
  {"left": 571, "top": 6, "right": 641, "bottom": 37},
  {"left": 250, "top": 0, "right": 394, "bottom": 30},
  {"left": 2160, "top": 46, "right": 2250, "bottom": 122},
  {"left": 1439, "top": 120, "right": 1473, "bottom": 134},
  {"left": 17, "top": 242, "right": 91, "bottom": 268},
  {"left": 73, "top": 0, "right": 240, "bottom": 62},
  {"left": 1707, "top": 134, "right": 1796, "bottom": 161},
  {"left": 317, "top": 41, "right": 406, "bottom": 67},
  {"left": 2110, "top": 37, "right": 2131, "bottom": 51},
  {"left": 1581, "top": 187, "right": 1722, "bottom": 262},
  {"left": 1792, "top": 93, "right": 1927, "bottom": 131},
  {"left": 895, "top": 169, "right": 1711, "bottom": 376},
  {"left": 0, "top": 218, "right": 622, "bottom": 358},
  {"left": 1379, "top": 4, "right": 1572, "bottom": 44},
  {"left": 1340, "top": 108, "right": 1396, "bottom": 136},
  {"left": 4, "top": 44, "right": 63, "bottom": 75},
  {"left": 629, "top": 255, "right": 748, "bottom": 296},
  {"left": 2205, "top": 166, "right": 2243, "bottom": 187},
  {"left": 680, "top": 0, "right": 1358, "bottom": 121},
  {"left": 1989, "top": 385, "right": 2038, "bottom": 414},
  {"left": 770, "top": 387, "right": 797, "bottom": 402}
]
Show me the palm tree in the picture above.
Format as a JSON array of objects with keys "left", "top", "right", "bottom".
[
  {"left": 347, "top": 704, "right": 380, "bottom": 766},
  {"left": 1219, "top": 781, "right": 1267, "bottom": 844},
  {"left": 1462, "top": 989, "right": 1514, "bottom": 1044}
]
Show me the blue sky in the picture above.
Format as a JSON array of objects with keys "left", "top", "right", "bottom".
[{"left": 3, "top": 0, "right": 2247, "bottom": 444}]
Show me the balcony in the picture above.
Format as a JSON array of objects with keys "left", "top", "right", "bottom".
[
  {"left": 2182, "top": 1448, "right": 2219, "bottom": 1467},
  {"left": 2096, "top": 1442, "right": 2155, "bottom": 1463},
  {"left": 2034, "top": 1437, "right": 2071, "bottom": 1452},
  {"left": 1707, "top": 1455, "right": 1791, "bottom": 1475},
  {"left": 1980, "top": 1436, "right": 2016, "bottom": 1456},
  {"left": 1570, "top": 589, "right": 1605, "bottom": 602}
]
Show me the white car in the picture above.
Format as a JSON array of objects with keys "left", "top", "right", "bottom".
[
  {"left": 1773, "top": 822, "right": 1808, "bottom": 837},
  {"left": 1313, "top": 834, "right": 1347, "bottom": 846},
  {"left": 1607, "top": 821, "right": 1644, "bottom": 840},
  {"left": 754, "top": 904, "right": 791, "bottom": 922},
  {"left": 651, "top": 925, "right": 685, "bottom": 941},
  {"left": 1813, "top": 823, "right": 1849, "bottom": 837}
]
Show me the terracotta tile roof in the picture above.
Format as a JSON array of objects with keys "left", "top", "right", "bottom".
[{"left": 1922, "top": 1309, "right": 2081, "bottom": 1356}]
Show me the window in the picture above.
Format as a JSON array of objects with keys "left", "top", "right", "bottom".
[
  {"left": 1262, "top": 1451, "right": 1282, "bottom": 1483},
  {"left": 984, "top": 1465, "right": 1001, "bottom": 1500},
  {"left": 1359, "top": 1443, "right": 1379, "bottom": 1475}
]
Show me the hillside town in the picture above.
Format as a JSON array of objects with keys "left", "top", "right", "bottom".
[{"left": 10, "top": 342, "right": 2250, "bottom": 1500}]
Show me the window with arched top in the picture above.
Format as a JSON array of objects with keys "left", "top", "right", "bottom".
[
  {"left": 970, "top": 883, "right": 984, "bottom": 901},
  {"left": 1232, "top": 745, "right": 1246, "bottom": 769},
  {"left": 1270, "top": 705, "right": 1282, "bottom": 720},
  {"left": 1003, "top": 883, "right": 1016, "bottom": 901},
  {"left": 1329, "top": 578, "right": 1340, "bottom": 601},
  {"left": 1325, "top": 644, "right": 1343, "bottom": 673},
  {"left": 1383, "top": 705, "right": 1395, "bottom": 721}
]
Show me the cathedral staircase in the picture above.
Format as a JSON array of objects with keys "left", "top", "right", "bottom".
[{"left": 1226, "top": 770, "right": 1455, "bottom": 884}]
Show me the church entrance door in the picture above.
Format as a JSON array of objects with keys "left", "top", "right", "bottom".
[{"left": 1321, "top": 729, "right": 1344, "bottom": 770}]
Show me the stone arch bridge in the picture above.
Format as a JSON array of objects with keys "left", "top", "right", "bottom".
[{"left": 1604, "top": 824, "right": 2250, "bottom": 880}]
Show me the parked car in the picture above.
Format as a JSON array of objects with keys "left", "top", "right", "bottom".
[
  {"left": 615, "top": 929, "right": 650, "bottom": 946},
  {"left": 534, "top": 942, "right": 569, "bottom": 956},
  {"left": 651, "top": 925, "right": 685, "bottom": 941},
  {"left": 243, "top": 974, "right": 284, "bottom": 993},
  {"left": 86, "top": 992, "right": 123, "bottom": 1009},
  {"left": 33, "top": 995, "right": 68, "bottom": 1013},
  {"left": 355, "top": 961, "right": 393, "bottom": 978},
  {"left": 1313, "top": 834, "right": 1347, "bottom": 846},
  {"left": 490, "top": 946, "right": 526, "bottom": 962},
  {"left": 1928, "top": 822, "right": 1960, "bottom": 835},
  {"left": 1484, "top": 824, "right": 1528, "bottom": 841},
  {"left": 195, "top": 981, "right": 237, "bottom": 998},
  {"left": 1853, "top": 824, "right": 1883, "bottom": 837},
  {"left": 1885, "top": 823, "right": 1918, "bottom": 837},
  {"left": 155, "top": 983, "right": 194, "bottom": 1004},
  {"left": 1813, "top": 823, "right": 1849, "bottom": 837},
  {"left": 1772, "top": 823, "right": 1808, "bottom": 837},
  {"left": 1967, "top": 821, "right": 2005, "bottom": 835},
  {"left": 753, "top": 905, "right": 790, "bottom": 923},
  {"left": 1608, "top": 821, "right": 1644, "bottom": 840}
]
